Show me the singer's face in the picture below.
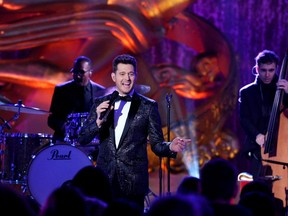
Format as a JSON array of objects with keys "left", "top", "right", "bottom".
[{"left": 111, "top": 63, "right": 136, "bottom": 95}]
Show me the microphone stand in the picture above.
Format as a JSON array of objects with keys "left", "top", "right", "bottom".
[
  {"left": 158, "top": 93, "right": 172, "bottom": 196},
  {"left": 166, "top": 93, "right": 172, "bottom": 195},
  {"left": 159, "top": 156, "right": 162, "bottom": 196}
]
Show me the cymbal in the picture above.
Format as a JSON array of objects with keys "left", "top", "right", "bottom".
[
  {"left": 0, "top": 103, "right": 50, "bottom": 114},
  {"left": 95, "top": 84, "right": 151, "bottom": 97},
  {"left": 0, "top": 95, "right": 12, "bottom": 104}
]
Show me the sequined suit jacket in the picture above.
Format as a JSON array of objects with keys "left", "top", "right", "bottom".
[{"left": 78, "top": 91, "right": 176, "bottom": 197}]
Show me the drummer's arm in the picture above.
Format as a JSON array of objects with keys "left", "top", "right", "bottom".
[
  {"left": 47, "top": 86, "right": 66, "bottom": 132},
  {"left": 47, "top": 114, "right": 66, "bottom": 132}
]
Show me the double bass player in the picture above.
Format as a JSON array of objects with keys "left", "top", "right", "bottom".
[{"left": 238, "top": 49, "right": 288, "bottom": 180}]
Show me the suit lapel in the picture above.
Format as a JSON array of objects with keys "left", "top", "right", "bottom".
[
  {"left": 104, "top": 108, "right": 117, "bottom": 149},
  {"left": 110, "top": 126, "right": 117, "bottom": 149}
]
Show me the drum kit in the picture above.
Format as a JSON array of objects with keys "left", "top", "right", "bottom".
[
  {"left": 0, "top": 85, "right": 151, "bottom": 205},
  {"left": 0, "top": 100, "right": 94, "bottom": 205}
]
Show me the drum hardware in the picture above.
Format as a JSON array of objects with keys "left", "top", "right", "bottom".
[
  {"left": 144, "top": 189, "right": 158, "bottom": 213},
  {"left": 0, "top": 179, "right": 28, "bottom": 196},
  {"left": 0, "top": 179, "right": 26, "bottom": 185},
  {"left": 27, "top": 144, "right": 93, "bottom": 205},
  {"left": 0, "top": 101, "right": 20, "bottom": 134},
  {"left": 0, "top": 99, "right": 51, "bottom": 182},
  {"left": 64, "top": 112, "right": 90, "bottom": 145},
  {"left": 64, "top": 112, "right": 100, "bottom": 145},
  {"left": 0, "top": 113, "right": 14, "bottom": 181},
  {"left": 0, "top": 117, "right": 12, "bottom": 131},
  {"left": 0, "top": 100, "right": 50, "bottom": 115},
  {"left": 0, "top": 95, "right": 12, "bottom": 104},
  {"left": 1, "top": 133, "right": 53, "bottom": 181},
  {"left": 64, "top": 112, "right": 100, "bottom": 161}
]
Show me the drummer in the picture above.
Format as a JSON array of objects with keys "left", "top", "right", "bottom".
[{"left": 47, "top": 56, "right": 105, "bottom": 144}]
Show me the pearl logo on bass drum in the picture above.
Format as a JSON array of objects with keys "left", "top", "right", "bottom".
[{"left": 47, "top": 149, "right": 72, "bottom": 160}]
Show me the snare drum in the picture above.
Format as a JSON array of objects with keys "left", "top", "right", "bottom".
[
  {"left": 27, "top": 144, "right": 93, "bottom": 205},
  {"left": 1, "top": 133, "right": 52, "bottom": 181},
  {"left": 64, "top": 112, "right": 99, "bottom": 160},
  {"left": 64, "top": 113, "right": 99, "bottom": 146}
]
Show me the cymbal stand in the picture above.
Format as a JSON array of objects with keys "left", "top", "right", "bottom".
[
  {"left": 0, "top": 100, "right": 22, "bottom": 181},
  {"left": 0, "top": 116, "right": 12, "bottom": 180},
  {"left": 0, "top": 120, "right": 5, "bottom": 180},
  {"left": 0, "top": 100, "right": 22, "bottom": 131}
]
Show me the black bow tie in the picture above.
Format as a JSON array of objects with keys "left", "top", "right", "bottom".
[{"left": 117, "top": 95, "right": 132, "bottom": 101}]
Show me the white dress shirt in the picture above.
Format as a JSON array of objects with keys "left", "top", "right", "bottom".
[{"left": 114, "top": 99, "right": 131, "bottom": 148}]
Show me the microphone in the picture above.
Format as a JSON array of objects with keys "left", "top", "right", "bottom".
[{"left": 99, "top": 90, "right": 119, "bottom": 121}]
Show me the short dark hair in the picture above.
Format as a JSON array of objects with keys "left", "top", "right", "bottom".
[
  {"left": 255, "top": 50, "right": 279, "bottom": 67},
  {"left": 200, "top": 158, "right": 238, "bottom": 201},
  {"left": 112, "top": 54, "right": 137, "bottom": 73},
  {"left": 70, "top": 56, "right": 92, "bottom": 73}
]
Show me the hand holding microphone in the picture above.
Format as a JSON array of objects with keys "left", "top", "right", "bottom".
[{"left": 98, "top": 91, "right": 119, "bottom": 123}]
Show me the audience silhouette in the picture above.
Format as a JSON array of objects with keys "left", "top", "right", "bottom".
[
  {"left": 0, "top": 183, "right": 37, "bottom": 216},
  {"left": 70, "top": 165, "right": 113, "bottom": 204},
  {"left": 103, "top": 198, "right": 143, "bottom": 216},
  {"left": 200, "top": 157, "right": 253, "bottom": 216},
  {"left": 239, "top": 180, "right": 285, "bottom": 216},
  {"left": 6, "top": 155, "right": 286, "bottom": 216},
  {"left": 239, "top": 190, "right": 276, "bottom": 216},
  {"left": 176, "top": 176, "right": 201, "bottom": 195},
  {"left": 146, "top": 193, "right": 213, "bottom": 216},
  {"left": 39, "top": 185, "right": 89, "bottom": 216}
]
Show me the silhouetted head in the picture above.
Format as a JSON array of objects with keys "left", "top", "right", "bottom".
[{"left": 71, "top": 165, "right": 113, "bottom": 204}]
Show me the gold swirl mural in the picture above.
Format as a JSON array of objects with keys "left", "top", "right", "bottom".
[{"left": 0, "top": 0, "right": 238, "bottom": 176}]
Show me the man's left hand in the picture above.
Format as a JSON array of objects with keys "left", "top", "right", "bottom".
[{"left": 170, "top": 137, "right": 191, "bottom": 152}]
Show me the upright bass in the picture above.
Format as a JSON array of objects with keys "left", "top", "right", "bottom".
[{"left": 262, "top": 49, "right": 288, "bottom": 204}]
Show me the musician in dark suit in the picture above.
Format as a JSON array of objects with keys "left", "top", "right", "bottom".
[
  {"left": 48, "top": 56, "right": 105, "bottom": 143},
  {"left": 78, "top": 54, "right": 189, "bottom": 211},
  {"left": 238, "top": 50, "right": 288, "bottom": 180}
]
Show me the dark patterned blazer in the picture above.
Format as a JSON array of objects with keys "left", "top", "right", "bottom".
[
  {"left": 48, "top": 80, "right": 105, "bottom": 142},
  {"left": 78, "top": 91, "right": 176, "bottom": 197}
]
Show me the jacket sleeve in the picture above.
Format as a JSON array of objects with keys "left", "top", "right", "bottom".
[
  {"left": 47, "top": 86, "right": 66, "bottom": 132},
  {"left": 148, "top": 101, "right": 177, "bottom": 158},
  {"left": 78, "top": 103, "right": 99, "bottom": 145}
]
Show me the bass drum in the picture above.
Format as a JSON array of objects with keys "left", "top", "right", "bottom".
[{"left": 27, "top": 144, "right": 93, "bottom": 206}]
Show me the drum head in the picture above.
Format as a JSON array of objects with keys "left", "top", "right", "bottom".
[{"left": 27, "top": 144, "right": 93, "bottom": 205}]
